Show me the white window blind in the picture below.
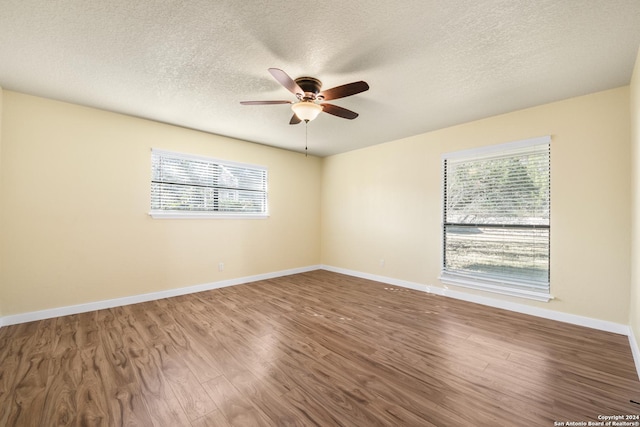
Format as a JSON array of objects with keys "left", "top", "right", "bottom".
[
  {"left": 150, "top": 149, "right": 268, "bottom": 218},
  {"left": 441, "top": 136, "right": 550, "bottom": 301}
]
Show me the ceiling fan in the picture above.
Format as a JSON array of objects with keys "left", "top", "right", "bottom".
[{"left": 241, "top": 68, "right": 369, "bottom": 124}]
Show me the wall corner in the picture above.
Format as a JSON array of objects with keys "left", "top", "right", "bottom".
[
  {"left": 0, "top": 85, "right": 4, "bottom": 320},
  {"left": 629, "top": 45, "right": 640, "bottom": 362}
]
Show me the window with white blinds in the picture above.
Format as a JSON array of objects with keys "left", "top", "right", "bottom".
[
  {"left": 440, "top": 136, "right": 551, "bottom": 301},
  {"left": 150, "top": 149, "right": 268, "bottom": 218}
]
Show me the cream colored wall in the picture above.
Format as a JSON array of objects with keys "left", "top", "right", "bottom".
[
  {"left": 0, "top": 91, "right": 321, "bottom": 316},
  {"left": 630, "top": 47, "right": 640, "bottom": 343},
  {"left": 0, "top": 86, "right": 4, "bottom": 318},
  {"left": 322, "top": 87, "right": 631, "bottom": 324},
  {"left": 0, "top": 85, "right": 633, "bottom": 325}
]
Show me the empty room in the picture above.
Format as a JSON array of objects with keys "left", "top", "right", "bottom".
[{"left": 2, "top": 1, "right": 640, "bottom": 426}]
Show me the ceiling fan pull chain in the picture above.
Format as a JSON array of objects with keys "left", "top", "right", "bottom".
[{"left": 305, "top": 121, "right": 308, "bottom": 157}]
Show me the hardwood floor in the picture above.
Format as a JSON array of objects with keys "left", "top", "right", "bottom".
[{"left": 1, "top": 270, "right": 639, "bottom": 426}]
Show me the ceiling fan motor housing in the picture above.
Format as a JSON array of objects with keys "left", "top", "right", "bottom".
[{"left": 295, "top": 77, "right": 323, "bottom": 100}]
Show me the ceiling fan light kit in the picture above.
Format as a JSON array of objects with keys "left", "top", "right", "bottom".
[
  {"left": 291, "top": 101, "right": 323, "bottom": 122},
  {"left": 241, "top": 68, "right": 369, "bottom": 125}
]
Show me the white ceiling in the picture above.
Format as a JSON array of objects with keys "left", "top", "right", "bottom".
[{"left": 1, "top": 1, "right": 640, "bottom": 157}]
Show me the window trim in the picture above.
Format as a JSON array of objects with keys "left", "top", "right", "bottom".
[
  {"left": 149, "top": 211, "right": 269, "bottom": 220},
  {"left": 439, "top": 136, "right": 552, "bottom": 302},
  {"left": 149, "top": 148, "right": 269, "bottom": 219}
]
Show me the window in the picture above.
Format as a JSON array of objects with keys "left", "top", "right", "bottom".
[
  {"left": 150, "top": 149, "right": 268, "bottom": 218},
  {"left": 440, "top": 136, "right": 550, "bottom": 301}
]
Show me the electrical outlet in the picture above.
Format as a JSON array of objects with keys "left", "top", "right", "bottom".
[
  {"left": 218, "top": 262, "right": 224, "bottom": 272},
  {"left": 379, "top": 259, "right": 385, "bottom": 267}
]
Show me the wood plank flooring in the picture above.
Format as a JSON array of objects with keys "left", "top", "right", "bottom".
[{"left": 1, "top": 270, "right": 639, "bottom": 426}]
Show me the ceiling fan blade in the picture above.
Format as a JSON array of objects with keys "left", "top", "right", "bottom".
[
  {"left": 240, "top": 100, "right": 292, "bottom": 105},
  {"left": 289, "top": 114, "right": 302, "bottom": 125},
  {"left": 320, "top": 81, "right": 369, "bottom": 101},
  {"left": 268, "top": 68, "right": 303, "bottom": 96},
  {"left": 321, "top": 103, "right": 359, "bottom": 120}
]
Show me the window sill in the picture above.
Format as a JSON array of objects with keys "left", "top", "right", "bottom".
[
  {"left": 149, "top": 211, "right": 269, "bottom": 219},
  {"left": 439, "top": 272, "right": 552, "bottom": 302}
]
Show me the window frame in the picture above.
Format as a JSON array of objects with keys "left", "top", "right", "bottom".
[
  {"left": 439, "top": 136, "right": 551, "bottom": 302},
  {"left": 149, "top": 148, "right": 269, "bottom": 219}
]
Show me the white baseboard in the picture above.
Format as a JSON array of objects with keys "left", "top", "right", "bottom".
[
  {"left": 629, "top": 327, "right": 640, "bottom": 381},
  {"left": 0, "top": 265, "right": 321, "bottom": 327},
  {"left": 321, "top": 265, "right": 630, "bottom": 335}
]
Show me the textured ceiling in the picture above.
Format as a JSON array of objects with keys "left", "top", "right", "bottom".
[{"left": 1, "top": 1, "right": 640, "bottom": 157}]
